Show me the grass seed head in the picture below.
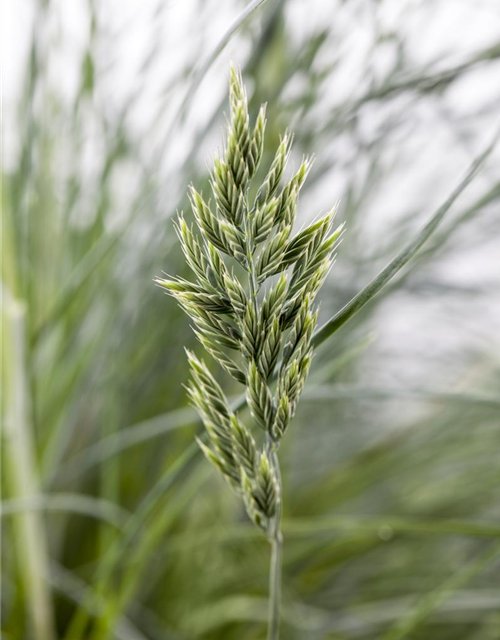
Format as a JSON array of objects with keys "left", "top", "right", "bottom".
[{"left": 158, "top": 64, "right": 342, "bottom": 533}]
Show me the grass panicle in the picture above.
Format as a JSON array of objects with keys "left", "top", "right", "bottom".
[{"left": 156, "top": 65, "right": 343, "bottom": 639}]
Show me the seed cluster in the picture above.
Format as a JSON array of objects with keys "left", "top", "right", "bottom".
[{"left": 157, "top": 67, "right": 343, "bottom": 534}]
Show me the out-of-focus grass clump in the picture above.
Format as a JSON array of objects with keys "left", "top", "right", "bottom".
[{"left": 2, "top": 1, "right": 499, "bottom": 639}]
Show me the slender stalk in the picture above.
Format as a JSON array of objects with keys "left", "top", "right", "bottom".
[
  {"left": 2, "top": 298, "right": 55, "bottom": 640},
  {"left": 268, "top": 529, "right": 283, "bottom": 640},
  {"left": 267, "top": 446, "right": 283, "bottom": 640}
]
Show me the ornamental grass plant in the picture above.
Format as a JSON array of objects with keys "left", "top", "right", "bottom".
[{"left": 3, "top": 2, "right": 500, "bottom": 639}]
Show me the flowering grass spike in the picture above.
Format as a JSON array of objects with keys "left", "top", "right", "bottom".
[{"left": 156, "top": 66, "right": 343, "bottom": 640}]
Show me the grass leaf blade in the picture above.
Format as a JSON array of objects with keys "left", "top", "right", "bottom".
[{"left": 313, "top": 128, "right": 500, "bottom": 347}]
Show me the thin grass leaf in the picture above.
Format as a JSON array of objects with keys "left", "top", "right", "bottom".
[
  {"left": 313, "top": 128, "right": 500, "bottom": 346},
  {"left": 0, "top": 494, "right": 129, "bottom": 528}
]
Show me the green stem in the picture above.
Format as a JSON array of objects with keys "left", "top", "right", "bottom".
[
  {"left": 268, "top": 529, "right": 283, "bottom": 640},
  {"left": 2, "top": 298, "right": 55, "bottom": 640},
  {"left": 267, "top": 446, "right": 283, "bottom": 640}
]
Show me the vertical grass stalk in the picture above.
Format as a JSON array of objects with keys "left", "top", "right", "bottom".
[
  {"left": 267, "top": 447, "right": 283, "bottom": 640},
  {"left": 2, "top": 298, "right": 55, "bottom": 640},
  {"left": 268, "top": 531, "right": 283, "bottom": 640}
]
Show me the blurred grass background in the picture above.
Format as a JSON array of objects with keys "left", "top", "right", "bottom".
[{"left": 1, "top": 1, "right": 500, "bottom": 639}]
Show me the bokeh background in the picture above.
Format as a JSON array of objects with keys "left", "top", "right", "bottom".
[{"left": 2, "top": 1, "right": 500, "bottom": 639}]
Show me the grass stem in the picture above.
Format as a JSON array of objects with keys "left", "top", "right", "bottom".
[
  {"left": 2, "top": 298, "right": 55, "bottom": 640},
  {"left": 267, "top": 447, "right": 283, "bottom": 640},
  {"left": 267, "top": 528, "right": 283, "bottom": 640}
]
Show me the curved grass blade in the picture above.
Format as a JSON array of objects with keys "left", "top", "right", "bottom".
[
  {"left": 2, "top": 298, "right": 55, "bottom": 640},
  {"left": 312, "top": 128, "right": 500, "bottom": 347},
  {"left": 0, "top": 494, "right": 129, "bottom": 528},
  {"left": 57, "top": 407, "right": 196, "bottom": 480}
]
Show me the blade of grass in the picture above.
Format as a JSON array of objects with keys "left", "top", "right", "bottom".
[
  {"left": 98, "top": 372, "right": 122, "bottom": 598},
  {"left": 322, "top": 590, "right": 500, "bottom": 635},
  {"left": 58, "top": 406, "right": 195, "bottom": 480},
  {"left": 0, "top": 493, "right": 129, "bottom": 528},
  {"left": 1, "top": 298, "right": 55, "bottom": 640},
  {"left": 312, "top": 127, "right": 500, "bottom": 346}
]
